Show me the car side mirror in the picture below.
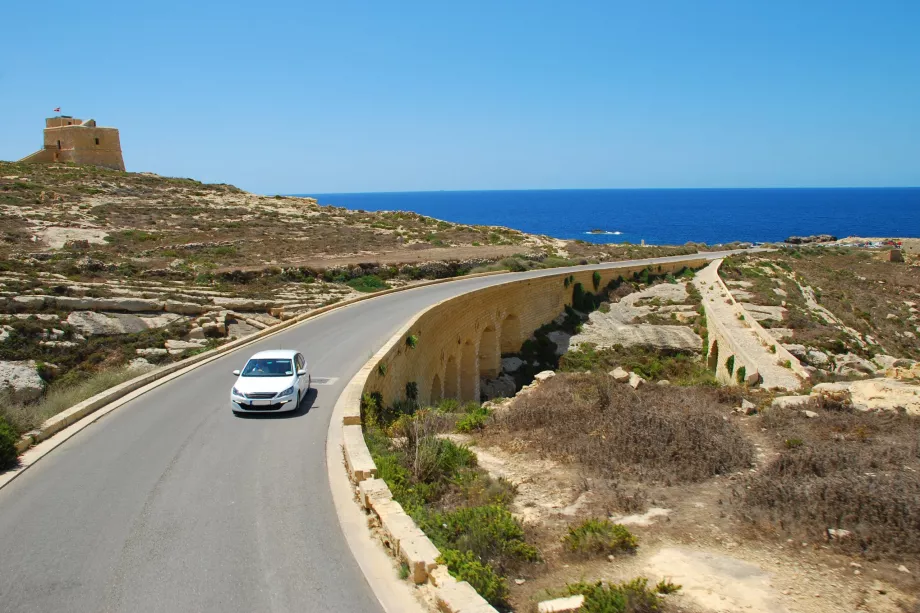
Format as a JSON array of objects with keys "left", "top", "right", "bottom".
[
  {"left": 297, "top": 369, "right": 307, "bottom": 376},
  {"left": 232, "top": 370, "right": 241, "bottom": 376}
]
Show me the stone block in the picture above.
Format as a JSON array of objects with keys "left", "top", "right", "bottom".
[
  {"left": 538, "top": 595, "right": 585, "bottom": 613},
  {"left": 357, "top": 478, "right": 392, "bottom": 510},
  {"left": 343, "top": 424, "right": 376, "bottom": 482}
]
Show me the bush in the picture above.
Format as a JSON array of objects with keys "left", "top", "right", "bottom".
[
  {"left": 739, "top": 406, "right": 920, "bottom": 558},
  {"left": 346, "top": 274, "right": 388, "bottom": 293},
  {"left": 439, "top": 549, "right": 508, "bottom": 607},
  {"left": 0, "top": 415, "right": 18, "bottom": 470},
  {"left": 416, "top": 504, "right": 539, "bottom": 572},
  {"left": 736, "top": 366, "right": 746, "bottom": 384},
  {"left": 592, "top": 270, "right": 602, "bottom": 290},
  {"left": 725, "top": 355, "right": 735, "bottom": 376},
  {"left": 456, "top": 404, "right": 491, "bottom": 433},
  {"left": 497, "top": 373, "right": 752, "bottom": 483},
  {"left": 563, "top": 519, "right": 638, "bottom": 556},
  {"left": 565, "top": 577, "right": 676, "bottom": 613}
]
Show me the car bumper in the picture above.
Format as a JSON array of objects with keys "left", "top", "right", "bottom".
[{"left": 231, "top": 394, "right": 297, "bottom": 413}]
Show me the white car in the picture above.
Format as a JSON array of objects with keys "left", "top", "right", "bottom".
[{"left": 230, "top": 349, "right": 311, "bottom": 414}]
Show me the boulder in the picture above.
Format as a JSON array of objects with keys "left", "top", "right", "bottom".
[
  {"left": 534, "top": 371, "right": 555, "bottom": 383},
  {"left": 186, "top": 326, "right": 205, "bottom": 340},
  {"left": 872, "top": 354, "right": 900, "bottom": 370},
  {"left": 0, "top": 360, "right": 45, "bottom": 402},
  {"left": 538, "top": 595, "right": 585, "bottom": 613},
  {"left": 771, "top": 395, "right": 814, "bottom": 410},
  {"left": 501, "top": 357, "right": 524, "bottom": 373},
  {"left": 127, "top": 358, "right": 155, "bottom": 372},
  {"left": 480, "top": 374, "right": 516, "bottom": 400},
  {"left": 164, "top": 299, "right": 208, "bottom": 315},
  {"left": 801, "top": 410, "right": 819, "bottom": 418},
  {"left": 165, "top": 339, "right": 207, "bottom": 351},
  {"left": 784, "top": 344, "right": 808, "bottom": 360},
  {"left": 740, "top": 399, "right": 757, "bottom": 415},
  {"left": 806, "top": 349, "right": 830, "bottom": 367},
  {"left": 136, "top": 348, "right": 168, "bottom": 356},
  {"left": 13, "top": 295, "right": 46, "bottom": 308},
  {"left": 628, "top": 372, "right": 646, "bottom": 389},
  {"left": 211, "top": 297, "right": 276, "bottom": 312},
  {"left": 609, "top": 367, "right": 630, "bottom": 382},
  {"left": 546, "top": 330, "right": 571, "bottom": 356},
  {"left": 66, "top": 311, "right": 131, "bottom": 336},
  {"left": 835, "top": 353, "right": 878, "bottom": 377},
  {"left": 657, "top": 379, "right": 671, "bottom": 386}
]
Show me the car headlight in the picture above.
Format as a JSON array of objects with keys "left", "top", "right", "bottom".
[
  {"left": 280, "top": 386, "right": 295, "bottom": 397},
  {"left": 232, "top": 387, "right": 244, "bottom": 397}
]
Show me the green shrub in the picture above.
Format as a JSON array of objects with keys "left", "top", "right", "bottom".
[
  {"left": 377, "top": 362, "right": 388, "bottom": 376},
  {"left": 565, "top": 577, "right": 675, "bottom": 613},
  {"left": 592, "top": 270, "right": 602, "bottom": 291},
  {"left": 439, "top": 549, "right": 508, "bottom": 608},
  {"left": 406, "top": 334, "right": 419, "bottom": 348},
  {"left": 416, "top": 504, "right": 540, "bottom": 571},
  {"left": 563, "top": 519, "right": 638, "bottom": 556},
  {"left": 736, "top": 366, "right": 746, "bottom": 384},
  {"left": 0, "top": 415, "right": 18, "bottom": 470},
  {"left": 725, "top": 355, "right": 735, "bottom": 376},
  {"left": 346, "top": 274, "right": 388, "bottom": 293},
  {"left": 456, "top": 404, "right": 491, "bottom": 432},
  {"left": 654, "top": 579, "right": 682, "bottom": 595}
]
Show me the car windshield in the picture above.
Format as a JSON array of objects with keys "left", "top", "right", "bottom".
[{"left": 241, "top": 358, "right": 294, "bottom": 377}]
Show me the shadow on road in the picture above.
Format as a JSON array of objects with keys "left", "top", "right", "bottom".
[{"left": 233, "top": 387, "right": 318, "bottom": 419}]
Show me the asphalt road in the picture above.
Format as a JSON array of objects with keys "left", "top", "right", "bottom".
[{"left": 0, "top": 251, "right": 740, "bottom": 613}]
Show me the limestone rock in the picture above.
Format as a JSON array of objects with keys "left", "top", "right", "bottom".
[
  {"left": 501, "top": 357, "right": 524, "bottom": 373},
  {"left": 136, "top": 348, "right": 168, "bottom": 356},
  {"left": 629, "top": 372, "right": 646, "bottom": 389},
  {"left": 127, "top": 358, "right": 154, "bottom": 372},
  {"left": 13, "top": 295, "right": 46, "bottom": 308},
  {"left": 740, "top": 399, "right": 757, "bottom": 415},
  {"left": 186, "top": 326, "right": 205, "bottom": 340},
  {"left": 834, "top": 353, "right": 878, "bottom": 376},
  {"left": 55, "top": 296, "right": 164, "bottom": 312},
  {"left": 164, "top": 299, "right": 208, "bottom": 315},
  {"left": 872, "top": 354, "right": 900, "bottom": 370},
  {"left": 0, "top": 360, "right": 45, "bottom": 402},
  {"left": 609, "top": 367, "right": 630, "bottom": 382},
  {"left": 772, "top": 395, "right": 814, "bottom": 410},
  {"left": 806, "top": 349, "right": 829, "bottom": 367},
  {"left": 211, "top": 297, "right": 276, "bottom": 312},
  {"left": 534, "top": 371, "right": 555, "bottom": 383},
  {"left": 538, "top": 594, "right": 585, "bottom": 613},
  {"left": 480, "top": 374, "right": 516, "bottom": 400},
  {"left": 801, "top": 410, "right": 819, "bottom": 418},
  {"left": 546, "top": 330, "right": 571, "bottom": 356},
  {"left": 784, "top": 344, "right": 807, "bottom": 359},
  {"left": 165, "top": 339, "right": 207, "bottom": 352}
]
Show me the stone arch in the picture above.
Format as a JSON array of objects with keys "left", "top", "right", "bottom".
[
  {"left": 444, "top": 355, "right": 459, "bottom": 399},
  {"left": 707, "top": 340, "right": 719, "bottom": 372},
  {"left": 479, "top": 325, "right": 499, "bottom": 378},
  {"left": 460, "top": 339, "right": 478, "bottom": 401},
  {"left": 430, "top": 373, "right": 442, "bottom": 404},
  {"left": 499, "top": 314, "right": 522, "bottom": 354}
]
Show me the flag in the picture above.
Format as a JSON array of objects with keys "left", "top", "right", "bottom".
[{"left": 53, "top": 107, "right": 61, "bottom": 112}]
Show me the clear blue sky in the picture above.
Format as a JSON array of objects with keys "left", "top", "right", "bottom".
[{"left": 1, "top": 1, "right": 918, "bottom": 193}]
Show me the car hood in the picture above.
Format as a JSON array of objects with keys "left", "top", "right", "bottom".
[{"left": 233, "top": 375, "right": 296, "bottom": 394}]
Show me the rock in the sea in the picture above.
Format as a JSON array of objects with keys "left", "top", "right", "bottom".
[
  {"left": 784, "top": 234, "right": 837, "bottom": 245},
  {"left": 0, "top": 360, "right": 45, "bottom": 402}
]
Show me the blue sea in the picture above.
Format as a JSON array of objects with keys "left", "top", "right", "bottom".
[{"left": 297, "top": 188, "right": 920, "bottom": 246}]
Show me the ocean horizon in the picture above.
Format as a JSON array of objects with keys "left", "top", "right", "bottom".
[{"left": 296, "top": 187, "right": 920, "bottom": 246}]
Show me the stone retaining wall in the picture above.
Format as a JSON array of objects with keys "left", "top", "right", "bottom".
[{"left": 340, "top": 258, "right": 708, "bottom": 611}]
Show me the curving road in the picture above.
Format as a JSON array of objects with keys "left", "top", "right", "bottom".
[{"left": 0, "top": 252, "right": 740, "bottom": 613}]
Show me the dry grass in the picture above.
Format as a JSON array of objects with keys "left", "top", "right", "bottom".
[
  {"left": 737, "top": 404, "right": 920, "bottom": 559},
  {"left": 0, "top": 366, "right": 141, "bottom": 433},
  {"left": 495, "top": 373, "right": 754, "bottom": 484}
]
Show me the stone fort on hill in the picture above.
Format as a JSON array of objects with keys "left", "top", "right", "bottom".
[{"left": 19, "top": 116, "right": 125, "bottom": 171}]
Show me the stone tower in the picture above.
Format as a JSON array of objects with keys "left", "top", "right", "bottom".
[{"left": 19, "top": 116, "right": 125, "bottom": 171}]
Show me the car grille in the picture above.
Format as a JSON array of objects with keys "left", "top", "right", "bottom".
[{"left": 245, "top": 392, "right": 278, "bottom": 399}]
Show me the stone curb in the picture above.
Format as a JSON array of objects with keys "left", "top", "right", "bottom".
[{"left": 7, "top": 270, "right": 511, "bottom": 470}]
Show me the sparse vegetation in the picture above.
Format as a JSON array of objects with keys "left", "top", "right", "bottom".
[
  {"left": 497, "top": 372, "right": 753, "bottom": 484},
  {"left": 0, "top": 415, "right": 18, "bottom": 470},
  {"left": 346, "top": 274, "right": 389, "bottom": 293},
  {"left": 563, "top": 519, "right": 638, "bottom": 556},
  {"left": 562, "top": 577, "right": 680, "bottom": 613}
]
